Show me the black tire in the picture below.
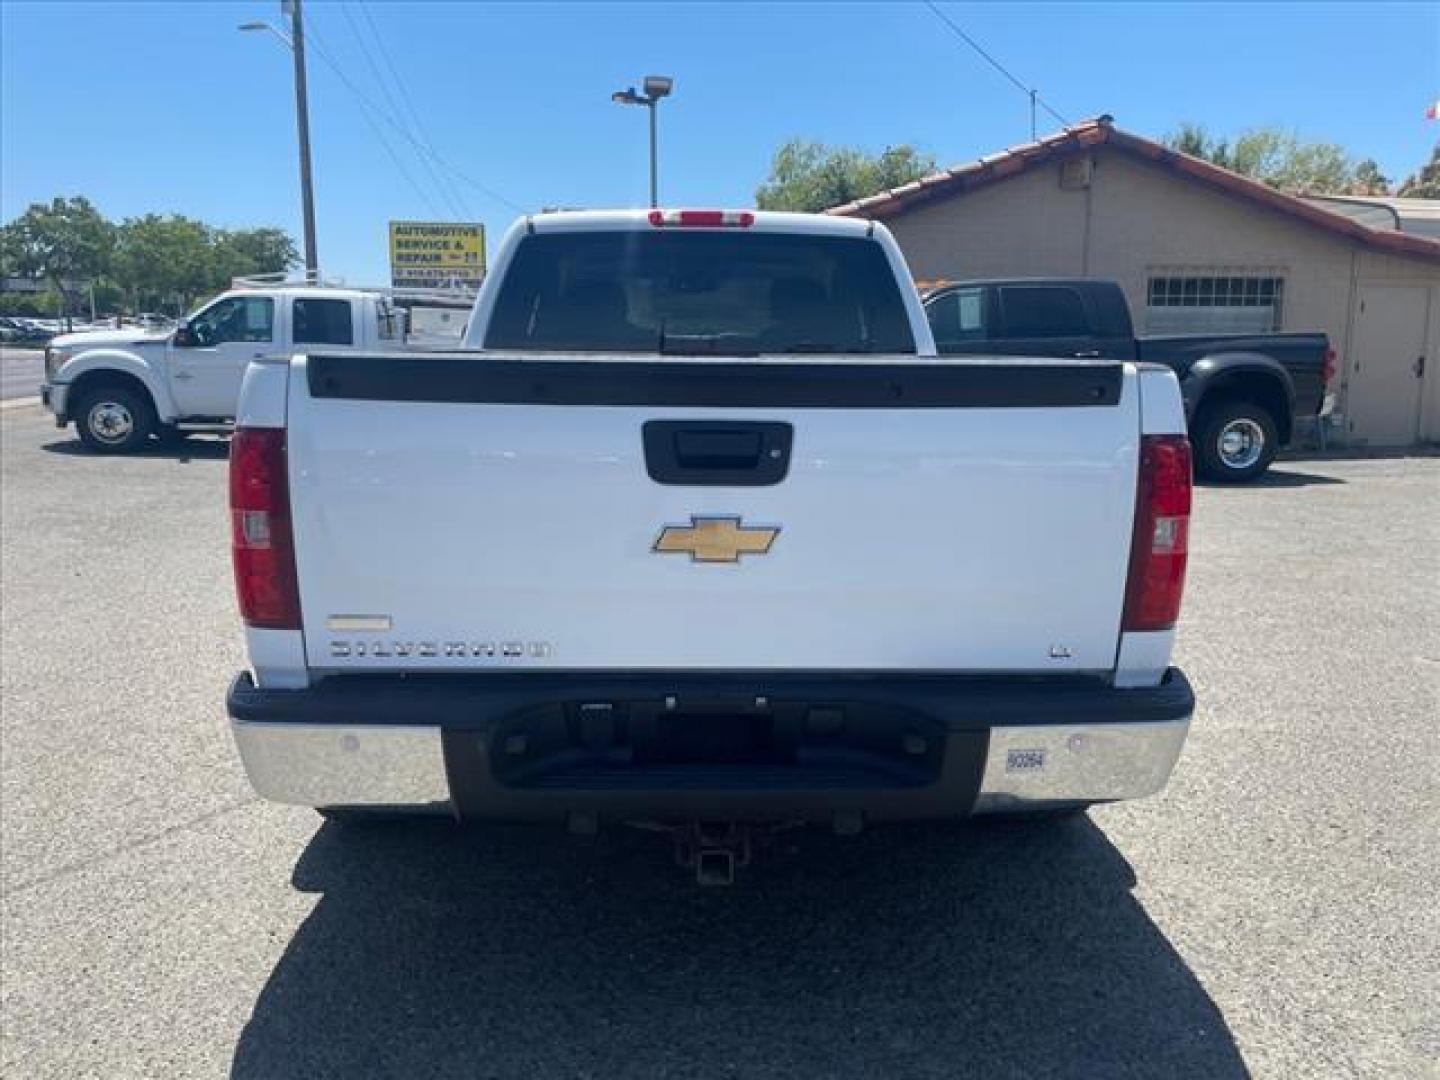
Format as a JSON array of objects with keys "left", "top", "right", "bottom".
[
  {"left": 73, "top": 384, "right": 158, "bottom": 454},
  {"left": 1193, "top": 399, "right": 1278, "bottom": 483}
]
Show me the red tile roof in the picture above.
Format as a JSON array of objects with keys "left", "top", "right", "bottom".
[{"left": 827, "top": 116, "right": 1440, "bottom": 263}]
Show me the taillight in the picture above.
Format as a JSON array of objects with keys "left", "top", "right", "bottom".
[
  {"left": 1122, "top": 435, "right": 1192, "bottom": 633},
  {"left": 229, "top": 427, "right": 301, "bottom": 630},
  {"left": 647, "top": 209, "right": 755, "bottom": 228},
  {"left": 1322, "top": 347, "right": 1337, "bottom": 387}
]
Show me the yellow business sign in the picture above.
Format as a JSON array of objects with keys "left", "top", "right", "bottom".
[{"left": 388, "top": 221, "right": 485, "bottom": 288}]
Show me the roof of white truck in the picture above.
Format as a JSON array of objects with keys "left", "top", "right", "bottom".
[
  {"left": 527, "top": 208, "right": 878, "bottom": 237},
  {"left": 234, "top": 285, "right": 380, "bottom": 302}
]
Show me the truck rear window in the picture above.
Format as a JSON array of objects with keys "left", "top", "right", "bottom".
[
  {"left": 484, "top": 231, "right": 916, "bottom": 355},
  {"left": 293, "top": 298, "right": 354, "bottom": 346},
  {"left": 998, "top": 286, "right": 1091, "bottom": 338}
]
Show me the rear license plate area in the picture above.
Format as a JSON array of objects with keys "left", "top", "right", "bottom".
[
  {"left": 642, "top": 711, "right": 788, "bottom": 766},
  {"left": 488, "top": 696, "right": 944, "bottom": 790}
]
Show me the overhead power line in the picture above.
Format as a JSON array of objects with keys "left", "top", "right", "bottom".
[
  {"left": 922, "top": 1, "right": 1071, "bottom": 137},
  {"left": 301, "top": 14, "right": 446, "bottom": 217},
  {"left": 354, "top": 1, "right": 476, "bottom": 220},
  {"left": 302, "top": 10, "right": 524, "bottom": 214},
  {"left": 340, "top": 2, "right": 471, "bottom": 220}
]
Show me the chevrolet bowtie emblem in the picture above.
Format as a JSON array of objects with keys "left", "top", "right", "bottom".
[{"left": 653, "top": 516, "right": 780, "bottom": 563}]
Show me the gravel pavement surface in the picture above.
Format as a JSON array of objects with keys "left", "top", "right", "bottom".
[{"left": 2, "top": 400, "right": 1437, "bottom": 1079}]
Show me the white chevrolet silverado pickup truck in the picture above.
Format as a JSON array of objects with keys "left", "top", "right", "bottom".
[
  {"left": 226, "top": 209, "right": 1194, "bottom": 881},
  {"left": 41, "top": 283, "right": 464, "bottom": 453}
]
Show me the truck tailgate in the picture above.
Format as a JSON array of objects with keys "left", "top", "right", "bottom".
[{"left": 287, "top": 353, "right": 1139, "bottom": 674}]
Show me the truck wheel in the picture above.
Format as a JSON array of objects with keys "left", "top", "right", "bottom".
[
  {"left": 1194, "top": 400, "right": 1277, "bottom": 483},
  {"left": 73, "top": 385, "right": 157, "bottom": 454}
]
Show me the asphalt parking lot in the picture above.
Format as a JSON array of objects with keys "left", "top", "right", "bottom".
[
  {"left": 0, "top": 347, "right": 44, "bottom": 401},
  {"left": 2, "top": 399, "right": 1437, "bottom": 1079}
]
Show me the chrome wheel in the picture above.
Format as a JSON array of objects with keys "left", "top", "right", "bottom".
[
  {"left": 1217, "top": 418, "right": 1264, "bottom": 471},
  {"left": 87, "top": 400, "right": 135, "bottom": 444}
]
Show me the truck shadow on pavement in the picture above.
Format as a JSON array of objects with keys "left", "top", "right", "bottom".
[
  {"left": 1231, "top": 467, "right": 1345, "bottom": 489},
  {"left": 231, "top": 815, "right": 1247, "bottom": 1080},
  {"left": 42, "top": 434, "right": 230, "bottom": 462}
]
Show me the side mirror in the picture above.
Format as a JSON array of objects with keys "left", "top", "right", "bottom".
[{"left": 173, "top": 323, "right": 196, "bottom": 348}]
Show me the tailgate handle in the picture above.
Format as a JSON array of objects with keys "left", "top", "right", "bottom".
[
  {"left": 643, "top": 421, "right": 792, "bottom": 486},
  {"left": 675, "top": 430, "right": 762, "bottom": 469}
]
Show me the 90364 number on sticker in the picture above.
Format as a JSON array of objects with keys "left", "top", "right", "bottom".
[{"left": 1006, "top": 748, "right": 1047, "bottom": 773}]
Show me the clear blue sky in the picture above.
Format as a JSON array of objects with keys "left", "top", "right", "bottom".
[{"left": 4, "top": 1, "right": 1436, "bottom": 284}]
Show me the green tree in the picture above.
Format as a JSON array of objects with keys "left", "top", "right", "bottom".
[
  {"left": 0, "top": 223, "right": 21, "bottom": 280},
  {"left": 1166, "top": 124, "right": 1370, "bottom": 195},
  {"left": 2, "top": 196, "right": 113, "bottom": 325},
  {"left": 112, "top": 217, "right": 300, "bottom": 314},
  {"left": 0, "top": 292, "right": 48, "bottom": 317},
  {"left": 112, "top": 214, "right": 216, "bottom": 315},
  {"left": 1397, "top": 144, "right": 1440, "bottom": 198},
  {"left": 1168, "top": 122, "right": 1231, "bottom": 169},
  {"left": 1348, "top": 159, "right": 1391, "bottom": 196},
  {"left": 211, "top": 227, "right": 300, "bottom": 285},
  {"left": 756, "top": 139, "right": 937, "bottom": 212},
  {"left": 4, "top": 198, "right": 301, "bottom": 318}
]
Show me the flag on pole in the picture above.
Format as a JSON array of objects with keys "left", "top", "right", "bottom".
[{"left": 1427, "top": 100, "right": 1440, "bottom": 120}]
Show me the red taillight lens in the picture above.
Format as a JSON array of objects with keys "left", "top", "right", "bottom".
[
  {"left": 1322, "top": 347, "right": 1337, "bottom": 387},
  {"left": 1122, "top": 435, "right": 1192, "bottom": 633},
  {"left": 229, "top": 427, "right": 300, "bottom": 630},
  {"left": 647, "top": 209, "right": 755, "bottom": 228}
]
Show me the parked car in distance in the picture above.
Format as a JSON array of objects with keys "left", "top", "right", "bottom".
[
  {"left": 40, "top": 282, "right": 465, "bottom": 452},
  {"left": 922, "top": 278, "right": 1333, "bottom": 481},
  {"left": 225, "top": 209, "right": 1196, "bottom": 882},
  {"left": 134, "top": 312, "right": 176, "bottom": 331},
  {"left": 0, "top": 317, "right": 53, "bottom": 345}
]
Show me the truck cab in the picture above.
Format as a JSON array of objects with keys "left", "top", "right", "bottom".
[
  {"left": 922, "top": 278, "right": 1333, "bottom": 481},
  {"left": 41, "top": 282, "right": 428, "bottom": 453}
]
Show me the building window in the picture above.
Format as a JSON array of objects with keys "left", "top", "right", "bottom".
[{"left": 1146, "top": 274, "right": 1285, "bottom": 334}]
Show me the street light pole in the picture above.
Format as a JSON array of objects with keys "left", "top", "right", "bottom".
[
  {"left": 240, "top": 3, "right": 318, "bottom": 277},
  {"left": 288, "top": 0, "right": 318, "bottom": 278},
  {"left": 648, "top": 99, "right": 658, "bottom": 208},
  {"left": 612, "top": 75, "right": 673, "bottom": 209}
]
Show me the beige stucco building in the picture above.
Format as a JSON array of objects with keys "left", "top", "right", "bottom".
[{"left": 830, "top": 117, "right": 1440, "bottom": 446}]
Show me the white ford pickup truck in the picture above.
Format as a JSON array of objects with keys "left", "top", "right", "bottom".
[
  {"left": 41, "top": 283, "right": 462, "bottom": 453},
  {"left": 226, "top": 209, "right": 1194, "bottom": 880}
]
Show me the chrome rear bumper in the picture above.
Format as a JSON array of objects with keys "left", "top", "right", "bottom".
[
  {"left": 231, "top": 721, "right": 452, "bottom": 812},
  {"left": 229, "top": 672, "right": 1190, "bottom": 819},
  {"left": 971, "top": 718, "right": 1188, "bottom": 813}
]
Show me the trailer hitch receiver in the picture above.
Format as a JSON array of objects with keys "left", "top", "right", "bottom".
[{"left": 673, "top": 822, "right": 752, "bottom": 886}]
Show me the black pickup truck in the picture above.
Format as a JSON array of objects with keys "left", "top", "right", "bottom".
[{"left": 922, "top": 279, "right": 1333, "bottom": 481}]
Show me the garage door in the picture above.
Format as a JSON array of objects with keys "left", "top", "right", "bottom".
[{"left": 1347, "top": 285, "right": 1430, "bottom": 445}]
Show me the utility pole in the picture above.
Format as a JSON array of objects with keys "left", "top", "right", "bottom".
[
  {"left": 287, "top": 0, "right": 319, "bottom": 278},
  {"left": 241, "top": 4, "right": 320, "bottom": 277}
]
